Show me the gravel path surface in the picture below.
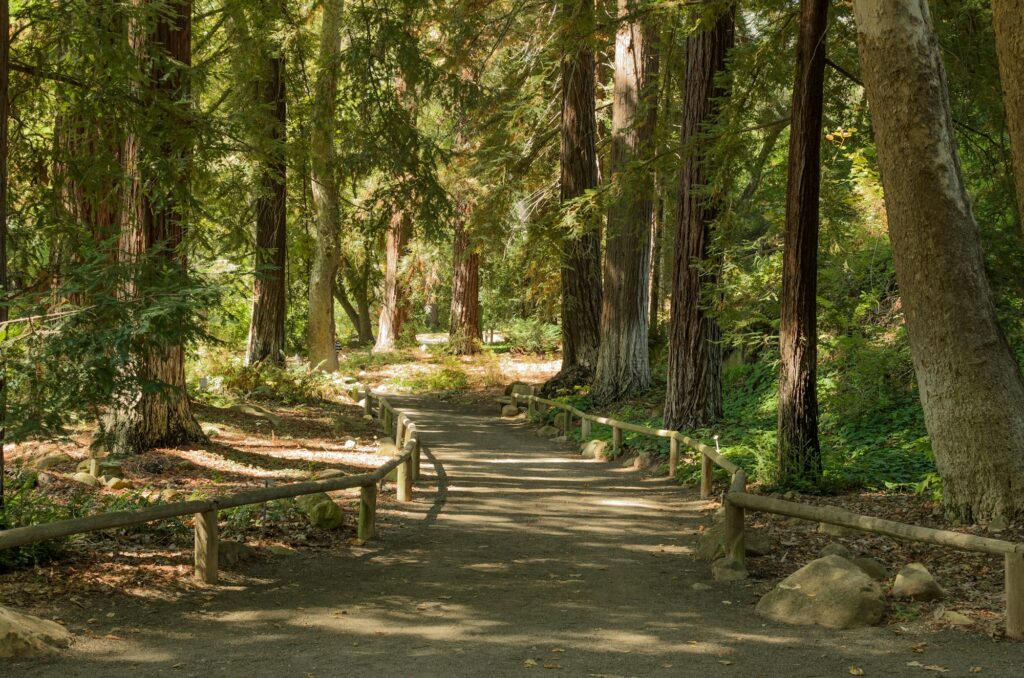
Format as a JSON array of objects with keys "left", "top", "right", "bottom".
[{"left": 13, "top": 396, "right": 1024, "bottom": 677}]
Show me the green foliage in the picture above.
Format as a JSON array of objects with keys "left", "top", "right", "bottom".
[
  {"left": 0, "top": 483, "right": 75, "bottom": 570},
  {"left": 504, "top": 319, "right": 561, "bottom": 355},
  {"left": 191, "top": 348, "right": 340, "bottom": 405}
]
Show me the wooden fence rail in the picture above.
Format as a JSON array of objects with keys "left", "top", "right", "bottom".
[
  {"left": 0, "top": 388, "right": 423, "bottom": 586},
  {"left": 516, "top": 390, "right": 1024, "bottom": 640}
]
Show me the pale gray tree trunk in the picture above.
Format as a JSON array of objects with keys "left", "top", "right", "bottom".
[
  {"left": 307, "top": 1, "right": 342, "bottom": 372},
  {"left": 853, "top": 0, "right": 1024, "bottom": 523},
  {"left": 992, "top": 0, "right": 1024, "bottom": 228},
  {"left": 591, "top": 0, "right": 656, "bottom": 403}
]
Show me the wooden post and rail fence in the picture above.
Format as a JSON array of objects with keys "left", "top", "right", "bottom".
[
  {"left": 0, "top": 388, "right": 421, "bottom": 586},
  {"left": 515, "top": 389, "right": 1024, "bottom": 640}
]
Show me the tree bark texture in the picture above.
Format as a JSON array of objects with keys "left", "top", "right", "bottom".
[
  {"left": 108, "top": 0, "right": 203, "bottom": 454},
  {"left": 546, "top": 0, "right": 602, "bottom": 393},
  {"left": 307, "top": 0, "right": 342, "bottom": 372},
  {"left": 663, "top": 9, "right": 734, "bottom": 431},
  {"left": 374, "top": 210, "right": 411, "bottom": 352},
  {"left": 853, "top": 0, "right": 1024, "bottom": 522},
  {"left": 992, "top": 0, "right": 1024, "bottom": 229},
  {"left": 591, "top": 0, "right": 657, "bottom": 403},
  {"left": 246, "top": 13, "right": 287, "bottom": 367},
  {"left": 0, "top": 0, "right": 9, "bottom": 509},
  {"left": 449, "top": 217, "right": 481, "bottom": 355},
  {"left": 776, "top": 0, "right": 828, "bottom": 486},
  {"left": 648, "top": 194, "right": 663, "bottom": 342}
]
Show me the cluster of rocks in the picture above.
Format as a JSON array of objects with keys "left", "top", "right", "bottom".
[{"left": 18, "top": 453, "right": 137, "bottom": 492}]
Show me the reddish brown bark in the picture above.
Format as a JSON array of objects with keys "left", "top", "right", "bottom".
[
  {"left": 374, "top": 210, "right": 412, "bottom": 352},
  {"left": 0, "top": 0, "right": 9, "bottom": 508},
  {"left": 664, "top": 9, "right": 734, "bottom": 431},
  {"left": 777, "top": 0, "right": 829, "bottom": 485},
  {"left": 449, "top": 217, "right": 481, "bottom": 355}
]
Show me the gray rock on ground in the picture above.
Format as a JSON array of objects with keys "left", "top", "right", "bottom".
[
  {"left": 580, "top": 439, "right": 609, "bottom": 460},
  {"left": 851, "top": 557, "right": 888, "bottom": 582},
  {"left": 892, "top": 562, "right": 944, "bottom": 601},
  {"left": 71, "top": 472, "right": 99, "bottom": 488},
  {"left": 0, "top": 606, "right": 72, "bottom": 659},
  {"left": 756, "top": 555, "right": 886, "bottom": 629},
  {"left": 501, "top": 404, "right": 520, "bottom": 418},
  {"left": 697, "top": 517, "right": 773, "bottom": 560},
  {"left": 295, "top": 492, "right": 344, "bottom": 530}
]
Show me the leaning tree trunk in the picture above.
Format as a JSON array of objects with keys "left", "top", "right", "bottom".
[
  {"left": 776, "top": 0, "right": 829, "bottom": 486},
  {"left": 853, "top": 0, "right": 1024, "bottom": 523},
  {"left": 449, "top": 217, "right": 481, "bottom": 355},
  {"left": 992, "top": 0, "right": 1024, "bottom": 229},
  {"left": 107, "top": 0, "right": 203, "bottom": 455},
  {"left": 591, "top": 0, "right": 657, "bottom": 404},
  {"left": 0, "top": 0, "right": 8, "bottom": 510},
  {"left": 245, "top": 14, "right": 287, "bottom": 367},
  {"left": 663, "top": 9, "right": 734, "bottom": 431},
  {"left": 307, "top": 0, "right": 342, "bottom": 372},
  {"left": 374, "top": 210, "right": 411, "bottom": 352},
  {"left": 546, "top": 0, "right": 602, "bottom": 393}
]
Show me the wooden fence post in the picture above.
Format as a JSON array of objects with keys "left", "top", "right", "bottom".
[
  {"left": 1007, "top": 552, "right": 1024, "bottom": 640},
  {"left": 724, "top": 470, "right": 747, "bottom": 568},
  {"left": 364, "top": 387, "right": 372, "bottom": 417},
  {"left": 581, "top": 418, "right": 591, "bottom": 440},
  {"left": 669, "top": 437, "right": 679, "bottom": 479},
  {"left": 397, "top": 457, "right": 412, "bottom": 502},
  {"left": 358, "top": 484, "right": 377, "bottom": 541},
  {"left": 411, "top": 433, "right": 421, "bottom": 481},
  {"left": 528, "top": 397, "right": 535, "bottom": 418},
  {"left": 194, "top": 510, "right": 219, "bottom": 584},
  {"left": 701, "top": 452, "right": 713, "bottom": 498},
  {"left": 395, "top": 415, "right": 406, "bottom": 447},
  {"left": 612, "top": 426, "right": 622, "bottom": 455}
]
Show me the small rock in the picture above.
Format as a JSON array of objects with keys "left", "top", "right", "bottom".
[
  {"left": 691, "top": 582, "right": 713, "bottom": 592},
  {"left": 71, "top": 472, "right": 100, "bottom": 488},
  {"left": 295, "top": 492, "right": 344, "bottom": 530},
  {"left": 580, "top": 439, "right": 609, "bottom": 460},
  {"left": 501, "top": 404, "right": 520, "bottom": 418},
  {"left": 756, "top": 555, "right": 886, "bottom": 629},
  {"left": 98, "top": 461, "right": 123, "bottom": 477},
  {"left": 105, "top": 477, "right": 133, "bottom": 490},
  {"left": 0, "top": 606, "right": 72, "bottom": 659},
  {"left": 537, "top": 425, "right": 560, "bottom": 438},
  {"left": 940, "top": 610, "right": 974, "bottom": 627},
  {"left": 893, "top": 563, "right": 944, "bottom": 601},
  {"left": 633, "top": 452, "right": 654, "bottom": 470},
  {"left": 818, "top": 522, "right": 858, "bottom": 538},
  {"left": 987, "top": 515, "right": 1009, "bottom": 533},
  {"left": 362, "top": 415, "right": 374, "bottom": 422},
  {"left": 711, "top": 558, "right": 748, "bottom": 582},
  {"left": 819, "top": 543, "right": 852, "bottom": 560},
  {"left": 218, "top": 541, "right": 259, "bottom": 568},
  {"left": 202, "top": 426, "right": 220, "bottom": 439},
  {"left": 851, "top": 557, "right": 888, "bottom": 582},
  {"left": 343, "top": 439, "right": 357, "bottom": 450}
]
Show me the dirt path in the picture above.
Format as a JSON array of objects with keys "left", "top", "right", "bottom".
[{"left": 14, "top": 396, "right": 1024, "bottom": 677}]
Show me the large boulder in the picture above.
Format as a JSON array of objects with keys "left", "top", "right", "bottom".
[
  {"left": 295, "top": 493, "right": 344, "bottom": 530},
  {"left": 0, "top": 606, "right": 72, "bottom": 659},
  {"left": 756, "top": 555, "right": 886, "bottom": 629},
  {"left": 892, "top": 563, "right": 944, "bottom": 601}
]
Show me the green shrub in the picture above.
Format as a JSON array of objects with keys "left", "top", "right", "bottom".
[
  {"left": 505, "top": 319, "right": 561, "bottom": 354},
  {"left": 407, "top": 358, "right": 470, "bottom": 392},
  {"left": 191, "top": 348, "right": 339, "bottom": 405},
  {"left": 0, "top": 483, "right": 75, "bottom": 570}
]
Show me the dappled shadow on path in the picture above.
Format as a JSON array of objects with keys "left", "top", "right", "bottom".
[{"left": 18, "top": 395, "right": 1024, "bottom": 677}]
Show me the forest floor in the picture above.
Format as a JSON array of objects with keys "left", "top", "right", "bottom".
[{"left": 2, "top": 353, "right": 1024, "bottom": 675}]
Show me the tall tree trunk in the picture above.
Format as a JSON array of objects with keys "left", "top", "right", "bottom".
[
  {"left": 992, "top": 0, "right": 1024, "bottom": 228},
  {"left": 0, "top": 0, "right": 8, "bottom": 510},
  {"left": 547, "top": 0, "right": 602, "bottom": 393},
  {"left": 108, "top": 0, "right": 203, "bottom": 455},
  {"left": 374, "top": 210, "right": 411, "bottom": 352},
  {"left": 449, "top": 217, "right": 480, "bottom": 355},
  {"left": 307, "top": 0, "right": 342, "bottom": 372},
  {"left": 853, "top": 0, "right": 1024, "bottom": 522},
  {"left": 647, "top": 193, "right": 663, "bottom": 342},
  {"left": 246, "top": 7, "right": 287, "bottom": 367},
  {"left": 592, "top": 0, "right": 657, "bottom": 403},
  {"left": 776, "top": 0, "right": 829, "bottom": 485},
  {"left": 663, "top": 9, "right": 734, "bottom": 431}
]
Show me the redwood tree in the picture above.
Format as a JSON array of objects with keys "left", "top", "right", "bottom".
[
  {"left": 245, "top": 0, "right": 287, "bottom": 367},
  {"left": 663, "top": 8, "right": 734, "bottom": 431},
  {"left": 449, "top": 215, "right": 481, "bottom": 355},
  {"left": 546, "top": 0, "right": 602, "bottom": 392},
  {"left": 374, "top": 211, "right": 412, "bottom": 352},
  {"left": 992, "top": 1, "right": 1024, "bottom": 227},
  {"left": 591, "top": 0, "right": 657, "bottom": 403},
  {"left": 108, "top": 0, "right": 203, "bottom": 454},
  {"left": 0, "top": 0, "right": 8, "bottom": 507},
  {"left": 308, "top": 0, "right": 342, "bottom": 372},
  {"left": 853, "top": 0, "right": 1024, "bottom": 522},
  {"left": 776, "top": 0, "right": 829, "bottom": 486}
]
